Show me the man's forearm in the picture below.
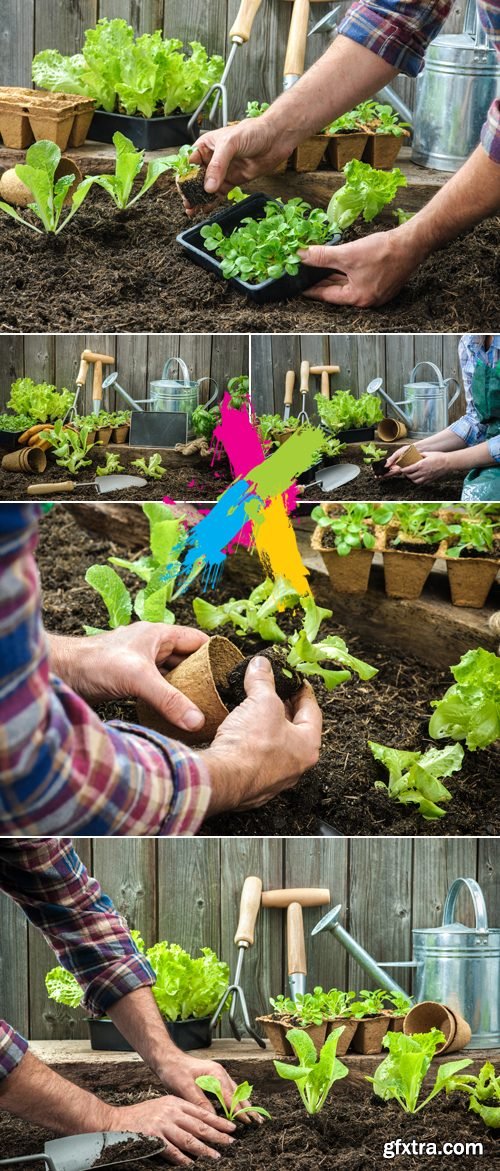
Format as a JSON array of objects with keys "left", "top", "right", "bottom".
[
  {"left": 262, "top": 36, "right": 398, "bottom": 141},
  {"left": 108, "top": 988, "right": 183, "bottom": 1082},
  {"left": 397, "top": 146, "right": 500, "bottom": 261},
  {"left": 0, "top": 1050, "right": 115, "bottom": 1134}
]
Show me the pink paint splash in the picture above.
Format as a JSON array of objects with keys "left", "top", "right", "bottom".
[{"left": 214, "top": 395, "right": 301, "bottom": 517}]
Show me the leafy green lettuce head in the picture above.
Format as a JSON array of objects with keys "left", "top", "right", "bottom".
[
  {"left": 429, "top": 647, "right": 500, "bottom": 751},
  {"left": 326, "top": 160, "right": 407, "bottom": 233}
]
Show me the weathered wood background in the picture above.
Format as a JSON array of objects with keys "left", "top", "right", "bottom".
[
  {"left": 1, "top": 837, "right": 498, "bottom": 1041},
  {"left": 0, "top": 0, "right": 467, "bottom": 119},
  {"left": 0, "top": 333, "right": 248, "bottom": 414},
  {"left": 251, "top": 332, "right": 467, "bottom": 420}
]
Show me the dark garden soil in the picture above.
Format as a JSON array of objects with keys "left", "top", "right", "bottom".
[
  {"left": 0, "top": 1061, "right": 497, "bottom": 1170},
  {"left": 301, "top": 457, "right": 466, "bottom": 502},
  {"left": 0, "top": 173, "right": 498, "bottom": 333},
  {"left": 0, "top": 446, "right": 231, "bottom": 502},
  {"left": 36, "top": 507, "right": 499, "bottom": 838}
]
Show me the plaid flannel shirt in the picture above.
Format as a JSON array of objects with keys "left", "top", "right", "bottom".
[
  {"left": 0, "top": 838, "right": 155, "bottom": 1080},
  {"left": 339, "top": 0, "right": 500, "bottom": 163},
  {"left": 449, "top": 335, "right": 500, "bottom": 461},
  {"left": 0, "top": 505, "right": 212, "bottom": 836}
]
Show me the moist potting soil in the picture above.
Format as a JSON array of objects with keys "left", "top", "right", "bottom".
[
  {"left": 37, "top": 508, "right": 499, "bottom": 838},
  {"left": 220, "top": 647, "right": 303, "bottom": 708},
  {"left": 0, "top": 446, "right": 231, "bottom": 502},
  {"left": 0, "top": 1060, "right": 497, "bottom": 1171},
  {"left": 0, "top": 174, "right": 498, "bottom": 333},
  {"left": 90, "top": 1136, "right": 163, "bottom": 1167}
]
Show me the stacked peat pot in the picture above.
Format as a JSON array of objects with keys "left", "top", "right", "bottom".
[{"left": 0, "top": 87, "right": 94, "bottom": 150}]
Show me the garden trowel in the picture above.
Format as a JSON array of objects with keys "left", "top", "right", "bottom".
[
  {"left": 27, "top": 475, "right": 147, "bottom": 495},
  {"left": 313, "top": 463, "right": 360, "bottom": 491},
  {"left": 0, "top": 1132, "right": 165, "bottom": 1171}
]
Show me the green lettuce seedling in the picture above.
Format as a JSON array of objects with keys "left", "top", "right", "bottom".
[
  {"left": 274, "top": 1027, "right": 349, "bottom": 1115},
  {"left": 131, "top": 453, "right": 167, "bottom": 479},
  {"left": 195, "top": 1076, "right": 271, "bottom": 1121},
  {"left": 92, "top": 132, "right": 174, "bottom": 210},
  {"left": 311, "top": 502, "right": 393, "bottom": 557},
  {"left": 0, "top": 140, "right": 94, "bottom": 235},
  {"left": 444, "top": 516, "right": 496, "bottom": 559},
  {"left": 390, "top": 503, "right": 454, "bottom": 547},
  {"left": 257, "top": 414, "right": 301, "bottom": 444},
  {"left": 39, "top": 420, "right": 96, "bottom": 475},
  {"left": 270, "top": 988, "right": 326, "bottom": 1027},
  {"left": 388, "top": 990, "right": 413, "bottom": 1016},
  {"left": 0, "top": 413, "right": 34, "bottom": 432},
  {"left": 96, "top": 451, "right": 125, "bottom": 476},
  {"left": 326, "top": 160, "right": 407, "bottom": 234},
  {"left": 429, "top": 647, "right": 500, "bottom": 751},
  {"left": 200, "top": 197, "right": 332, "bottom": 284},
  {"left": 369, "top": 740, "right": 464, "bottom": 820},
  {"left": 245, "top": 100, "right": 270, "bottom": 118},
  {"left": 446, "top": 1061, "right": 500, "bottom": 1129},
  {"left": 367, "top": 1029, "right": 472, "bottom": 1114},
  {"left": 360, "top": 442, "right": 387, "bottom": 465}
]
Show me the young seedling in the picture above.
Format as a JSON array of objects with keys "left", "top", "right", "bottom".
[
  {"left": 92, "top": 132, "right": 173, "bottom": 211},
  {"left": 387, "top": 990, "right": 413, "bottom": 1016},
  {"left": 96, "top": 451, "right": 125, "bottom": 476},
  {"left": 446, "top": 1061, "right": 500, "bottom": 1129},
  {"left": 200, "top": 197, "right": 332, "bottom": 284},
  {"left": 0, "top": 413, "right": 34, "bottom": 432},
  {"left": 39, "top": 420, "right": 97, "bottom": 474},
  {"left": 353, "top": 989, "right": 388, "bottom": 1017},
  {"left": 326, "top": 160, "right": 407, "bottom": 234},
  {"left": 274, "top": 1027, "right": 349, "bottom": 1115},
  {"left": 360, "top": 442, "right": 388, "bottom": 465},
  {"left": 366, "top": 1029, "right": 472, "bottom": 1114},
  {"left": 0, "top": 140, "right": 94, "bottom": 235},
  {"left": 390, "top": 503, "right": 453, "bottom": 548},
  {"left": 192, "top": 403, "right": 221, "bottom": 442},
  {"left": 444, "top": 515, "right": 496, "bottom": 559},
  {"left": 245, "top": 100, "right": 270, "bottom": 118},
  {"left": 369, "top": 740, "right": 465, "bottom": 820},
  {"left": 257, "top": 414, "right": 301, "bottom": 444},
  {"left": 195, "top": 1077, "right": 271, "bottom": 1121},
  {"left": 429, "top": 647, "right": 500, "bottom": 751},
  {"left": 162, "top": 143, "right": 214, "bottom": 207},
  {"left": 270, "top": 988, "right": 326, "bottom": 1027},
  {"left": 131, "top": 453, "right": 167, "bottom": 479},
  {"left": 311, "top": 502, "right": 393, "bottom": 557}
]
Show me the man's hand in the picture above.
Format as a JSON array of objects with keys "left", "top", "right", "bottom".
[
  {"left": 109, "top": 1097, "right": 236, "bottom": 1166},
  {"left": 163, "top": 1054, "right": 257, "bottom": 1124},
  {"left": 299, "top": 225, "right": 426, "bottom": 308},
  {"left": 47, "top": 625, "right": 209, "bottom": 733},
  {"left": 203, "top": 656, "right": 322, "bottom": 814},
  {"left": 185, "top": 119, "right": 296, "bottom": 210}
]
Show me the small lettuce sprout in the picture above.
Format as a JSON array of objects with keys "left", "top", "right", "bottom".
[
  {"left": 369, "top": 740, "right": 465, "bottom": 820},
  {"left": 0, "top": 140, "right": 94, "bottom": 235},
  {"left": 96, "top": 451, "right": 125, "bottom": 476},
  {"left": 367, "top": 1029, "right": 472, "bottom": 1114},
  {"left": 195, "top": 1076, "right": 271, "bottom": 1121},
  {"left": 274, "top": 1027, "right": 349, "bottom": 1115},
  {"left": 131, "top": 453, "right": 167, "bottom": 479},
  {"left": 92, "top": 132, "right": 173, "bottom": 210},
  {"left": 446, "top": 1061, "right": 500, "bottom": 1129}
]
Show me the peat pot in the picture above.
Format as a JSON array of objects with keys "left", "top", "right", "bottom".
[{"left": 88, "top": 1015, "right": 212, "bottom": 1052}]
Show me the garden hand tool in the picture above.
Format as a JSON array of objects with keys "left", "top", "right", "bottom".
[
  {"left": 283, "top": 369, "right": 296, "bottom": 420},
  {"left": 283, "top": 0, "right": 311, "bottom": 89},
  {"left": 297, "top": 360, "right": 310, "bottom": 423},
  {"left": 313, "top": 462, "right": 360, "bottom": 491},
  {"left": 262, "top": 888, "right": 330, "bottom": 1000},
  {"left": 309, "top": 364, "right": 341, "bottom": 400},
  {"left": 0, "top": 1133, "right": 165, "bottom": 1171},
  {"left": 69, "top": 353, "right": 90, "bottom": 420},
  {"left": 84, "top": 351, "right": 115, "bottom": 414},
  {"left": 308, "top": 7, "right": 413, "bottom": 125},
  {"left": 189, "top": 0, "right": 265, "bottom": 131},
  {"left": 27, "top": 475, "right": 147, "bottom": 496},
  {"left": 210, "top": 875, "right": 266, "bottom": 1047}
]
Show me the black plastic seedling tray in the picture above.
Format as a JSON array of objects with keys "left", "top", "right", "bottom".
[
  {"left": 177, "top": 192, "right": 342, "bottom": 304},
  {"left": 337, "top": 425, "right": 376, "bottom": 443},
  {"left": 89, "top": 109, "right": 195, "bottom": 149},
  {"left": 88, "top": 1015, "right": 212, "bottom": 1052},
  {"left": 0, "top": 428, "right": 25, "bottom": 452}
]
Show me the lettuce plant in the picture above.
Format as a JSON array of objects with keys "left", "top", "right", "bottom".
[
  {"left": 7, "top": 378, "right": 74, "bottom": 423},
  {"left": 369, "top": 740, "right": 464, "bottom": 820},
  {"left": 390, "top": 503, "right": 454, "bottom": 547},
  {"left": 311, "top": 502, "right": 393, "bottom": 556},
  {"left": 92, "top": 132, "right": 173, "bottom": 210},
  {"left": 131, "top": 453, "right": 167, "bottom": 479},
  {"left": 200, "top": 197, "right": 332, "bottom": 284},
  {"left": 387, "top": 991, "right": 413, "bottom": 1016},
  {"left": 39, "top": 420, "right": 96, "bottom": 474},
  {"left": 270, "top": 989, "right": 326, "bottom": 1027},
  {"left": 446, "top": 1062, "right": 500, "bottom": 1129},
  {"left": 429, "top": 647, "right": 500, "bottom": 751},
  {"left": 96, "top": 451, "right": 125, "bottom": 476},
  {"left": 257, "top": 414, "right": 301, "bottom": 443},
  {"left": 245, "top": 100, "right": 270, "bottom": 118},
  {"left": 315, "top": 389, "right": 383, "bottom": 433},
  {"left": 0, "top": 140, "right": 94, "bottom": 235},
  {"left": 360, "top": 442, "right": 387, "bottom": 465},
  {"left": 195, "top": 1077, "right": 271, "bottom": 1121},
  {"left": 351, "top": 989, "right": 388, "bottom": 1017},
  {"left": 325, "top": 101, "right": 408, "bottom": 137},
  {"left": 326, "top": 160, "right": 407, "bottom": 233},
  {"left": 444, "top": 515, "right": 496, "bottom": 558},
  {"left": 0, "top": 412, "right": 34, "bottom": 432},
  {"left": 367, "top": 1029, "right": 472, "bottom": 1114},
  {"left": 274, "top": 1027, "right": 349, "bottom": 1115}
]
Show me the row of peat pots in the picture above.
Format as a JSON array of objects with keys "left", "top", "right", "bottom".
[
  {"left": 293, "top": 127, "right": 407, "bottom": 173},
  {"left": 312, "top": 504, "right": 500, "bottom": 609}
]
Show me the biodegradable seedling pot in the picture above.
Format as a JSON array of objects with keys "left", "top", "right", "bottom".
[
  {"left": 256, "top": 1016, "right": 327, "bottom": 1056},
  {"left": 445, "top": 554, "right": 499, "bottom": 609},
  {"left": 376, "top": 418, "right": 408, "bottom": 442},
  {"left": 312, "top": 522, "right": 374, "bottom": 596},
  {"left": 97, "top": 425, "right": 113, "bottom": 445},
  {"left": 177, "top": 192, "right": 342, "bottom": 305},
  {"left": 325, "top": 132, "right": 369, "bottom": 170},
  {"left": 0, "top": 102, "right": 33, "bottom": 149},
  {"left": 387, "top": 1015, "right": 405, "bottom": 1033},
  {"left": 68, "top": 101, "right": 96, "bottom": 147},
  {"left": 88, "top": 1014, "right": 212, "bottom": 1053},
  {"left": 325, "top": 1017, "right": 358, "bottom": 1054},
  {"left": 363, "top": 131, "right": 409, "bottom": 169},
  {"left": 2, "top": 447, "right": 47, "bottom": 473},
  {"left": 28, "top": 108, "right": 76, "bottom": 151},
  {"left": 383, "top": 539, "right": 438, "bottom": 601},
  {"left": 394, "top": 444, "right": 424, "bottom": 469},
  {"left": 111, "top": 424, "right": 130, "bottom": 444},
  {"left": 136, "top": 635, "right": 245, "bottom": 745},
  {"left": 404, "top": 1001, "right": 471, "bottom": 1054},
  {"left": 291, "top": 135, "right": 328, "bottom": 172},
  {"left": 89, "top": 108, "right": 194, "bottom": 150},
  {"left": 350, "top": 1015, "right": 389, "bottom": 1054}
]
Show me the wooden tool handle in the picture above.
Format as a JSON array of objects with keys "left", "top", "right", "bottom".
[
  {"left": 287, "top": 903, "right": 306, "bottom": 976},
  {"left": 299, "top": 359, "right": 310, "bottom": 394},
  {"left": 262, "top": 888, "right": 330, "bottom": 908},
  {"left": 309, "top": 365, "right": 341, "bottom": 375},
  {"left": 230, "top": 0, "right": 263, "bottom": 42},
  {"left": 27, "top": 481, "right": 75, "bottom": 495},
  {"left": 284, "top": 370, "right": 296, "bottom": 407},
  {"left": 81, "top": 350, "right": 115, "bottom": 364},
  {"left": 284, "top": 0, "right": 310, "bottom": 79},
  {"left": 76, "top": 357, "right": 89, "bottom": 386},
  {"left": 321, "top": 370, "right": 330, "bottom": 399},
  {"left": 234, "top": 876, "right": 263, "bottom": 946},
  {"left": 93, "top": 361, "right": 103, "bottom": 405}
]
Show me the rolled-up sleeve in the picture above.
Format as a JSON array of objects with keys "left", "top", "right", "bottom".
[
  {"left": 0, "top": 505, "right": 212, "bottom": 837},
  {"left": 338, "top": 0, "right": 451, "bottom": 77},
  {"left": 0, "top": 1021, "right": 28, "bottom": 1082},
  {"left": 481, "top": 99, "right": 500, "bottom": 164}
]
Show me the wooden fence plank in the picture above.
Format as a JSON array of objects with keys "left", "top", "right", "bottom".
[
  {"left": 285, "top": 836, "right": 350, "bottom": 993},
  {"left": 348, "top": 838, "right": 413, "bottom": 994},
  {"left": 157, "top": 838, "right": 221, "bottom": 955},
  {"left": 0, "top": 335, "right": 26, "bottom": 405},
  {"left": 250, "top": 334, "right": 274, "bottom": 415},
  {"left": 97, "top": 0, "right": 164, "bottom": 33},
  {"left": 34, "top": 0, "right": 98, "bottom": 55},
  {"left": 477, "top": 839, "right": 500, "bottom": 925},
  {"left": 114, "top": 332, "right": 149, "bottom": 410},
  {"left": 23, "top": 335, "right": 57, "bottom": 386},
  {"left": 92, "top": 838, "right": 157, "bottom": 941},
  {"left": 412, "top": 839, "right": 479, "bottom": 934},
  {"left": 164, "top": 0, "right": 226, "bottom": 58},
  {"left": 0, "top": 891, "right": 29, "bottom": 1038},
  {"left": 0, "top": 0, "right": 35, "bottom": 87}
]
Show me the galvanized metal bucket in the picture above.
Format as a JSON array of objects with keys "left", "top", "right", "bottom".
[
  {"left": 397, "top": 361, "right": 461, "bottom": 438},
  {"left": 149, "top": 357, "right": 218, "bottom": 438},
  {"left": 412, "top": 0, "right": 500, "bottom": 171}
]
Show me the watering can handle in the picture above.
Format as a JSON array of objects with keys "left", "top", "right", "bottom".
[
  {"left": 409, "top": 361, "right": 445, "bottom": 386},
  {"left": 198, "top": 377, "right": 220, "bottom": 411},
  {"left": 162, "top": 357, "right": 191, "bottom": 385},
  {"left": 442, "top": 878, "right": 489, "bottom": 932},
  {"left": 445, "top": 376, "right": 461, "bottom": 410}
]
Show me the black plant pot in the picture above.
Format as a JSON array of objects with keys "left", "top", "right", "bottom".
[
  {"left": 177, "top": 192, "right": 342, "bottom": 304},
  {"left": 0, "top": 428, "right": 25, "bottom": 452},
  {"left": 88, "top": 1015, "right": 213, "bottom": 1053},
  {"left": 337, "top": 426, "right": 376, "bottom": 443},
  {"left": 89, "top": 109, "right": 196, "bottom": 150}
]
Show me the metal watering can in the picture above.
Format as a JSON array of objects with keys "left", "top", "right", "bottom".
[
  {"left": 149, "top": 357, "right": 219, "bottom": 438},
  {"left": 412, "top": 0, "right": 500, "bottom": 171},
  {"left": 312, "top": 878, "right": 500, "bottom": 1048},
  {"left": 367, "top": 362, "right": 461, "bottom": 439}
]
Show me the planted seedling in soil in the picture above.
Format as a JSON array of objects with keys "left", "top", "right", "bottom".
[
  {"left": 369, "top": 740, "right": 465, "bottom": 820},
  {"left": 0, "top": 140, "right": 94, "bottom": 235},
  {"left": 92, "top": 132, "right": 174, "bottom": 210},
  {"left": 195, "top": 1076, "right": 271, "bottom": 1121},
  {"left": 96, "top": 451, "right": 125, "bottom": 476},
  {"left": 274, "top": 1027, "right": 349, "bottom": 1115},
  {"left": 163, "top": 143, "right": 214, "bottom": 208},
  {"left": 366, "top": 1029, "right": 472, "bottom": 1114},
  {"left": 39, "top": 419, "right": 97, "bottom": 473},
  {"left": 446, "top": 1061, "right": 500, "bottom": 1128},
  {"left": 130, "top": 453, "right": 167, "bottom": 479},
  {"left": 325, "top": 160, "right": 407, "bottom": 233},
  {"left": 429, "top": 647, "right": 500, "bottom": 751},
  {"left": 444, "top": 515, "right": 499, "bottom": 560}
]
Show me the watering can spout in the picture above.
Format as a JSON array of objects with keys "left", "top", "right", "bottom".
[
  {"left": 366, "top": 378, "right": 411, "bottom": 428},
  {"left": 311, "top": 905, "right": 406, "bottom": 996}
]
